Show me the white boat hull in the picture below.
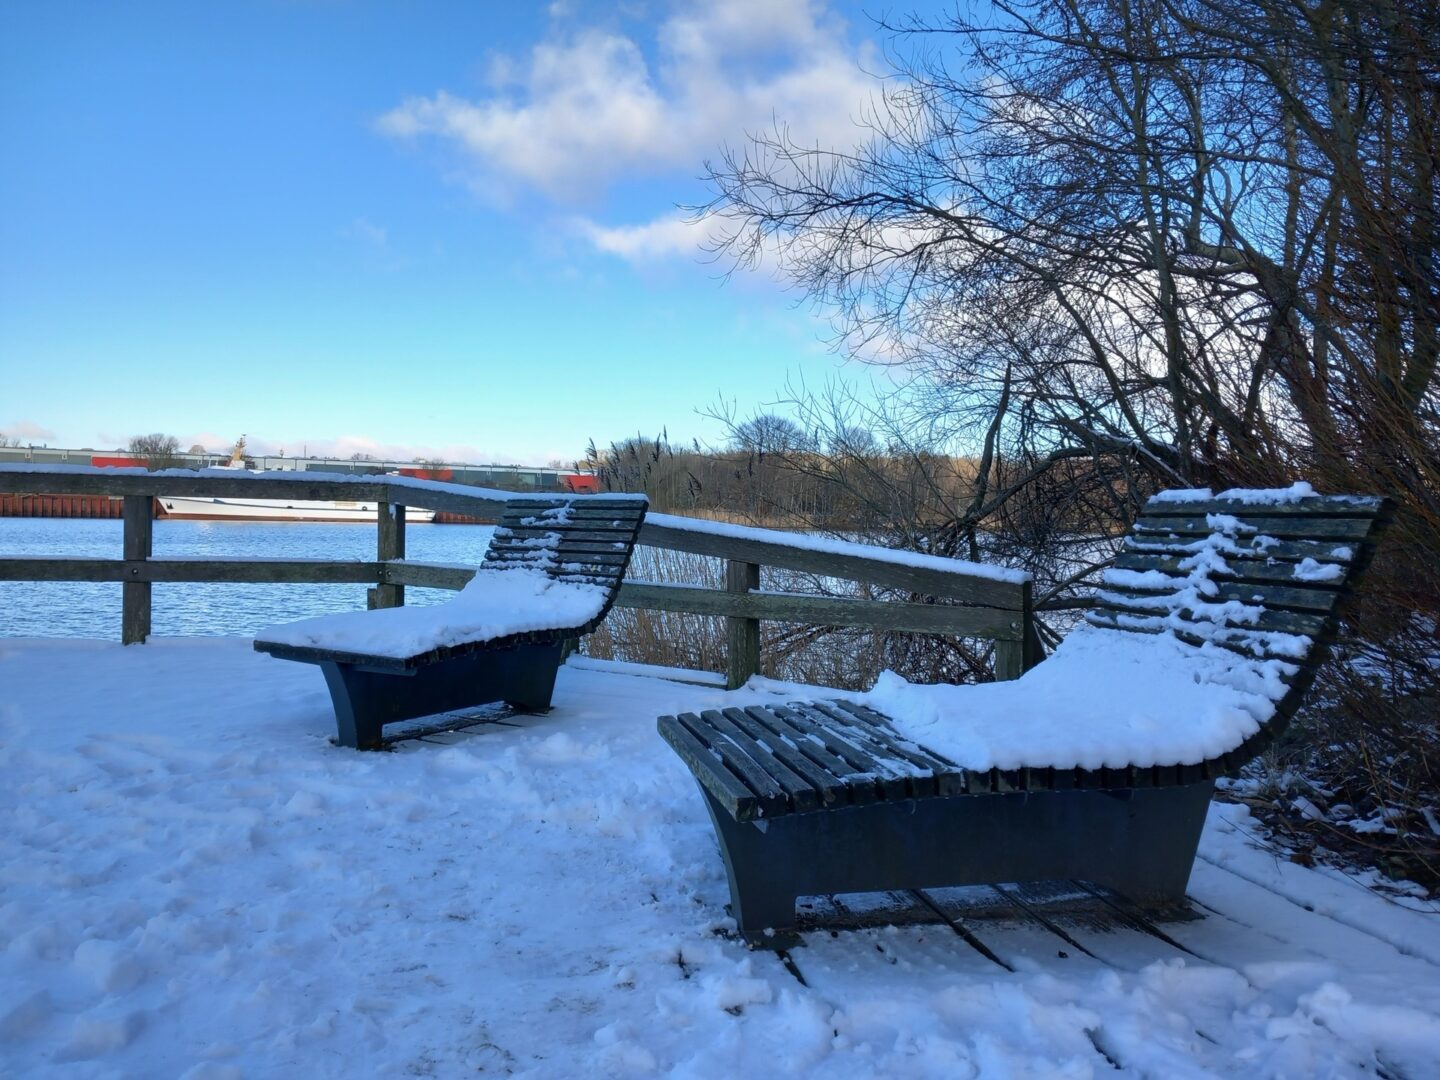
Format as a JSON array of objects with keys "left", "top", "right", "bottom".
[{"left": 157, "top": 496, "right": 437, "bottom": 523}]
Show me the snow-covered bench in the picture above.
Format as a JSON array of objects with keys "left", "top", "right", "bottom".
[
  {"left": 658, "top": 487, "right": 1392, "bottom": 938},
  {"left": 255, "top": 496, "right": 647, "bottom": 749}
]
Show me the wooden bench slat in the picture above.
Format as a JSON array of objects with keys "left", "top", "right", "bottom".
[
  {"left": 710, "top": 708, "right": 829, "bottom": 812},
  {"left": 510, "top": 506, "right": 647, "bottom": 520},
  {"left": 768, "top": 704, "right": 913, "bottom": 801},
  {"left": 738, "top": 706, "right": 873, "bottom": 807},
  {"left": 499, "top": 520, "right": 642, "bottom": 533},
  {"left": 550, "top": 546, "right": 640, "bottom": 559},
  {"left": 485, "top": 548, "right": 632, "bottom": 565},
  {"left": 483, "top": 544, "right": 630, "bottom": 561},
  {"left": 504, "top": 501, "right": 645, "bottom": 512},
  {"left": 1134, "top": 515, "right": 1375, "bottom": 540},
  {"left": 1082, "top": 610, "right": 1317, "bottom": 666},
  {"left": 496, "top": 530, "right": 637, "bottom": 544},
  {"left": 673, "top": 712, "right": 791, "bottom": 820},
  {"left": 792, "top": 702, "right": 939, "bottom": 800},
  {"left": 1122, "top": 535, "right": 1363, "bottom": 563},
  {"left": 657, "top": 714, "right": 761, "bottom": 821},
  {"left": 1143, "top": 496, "right": 1386, "bottom": 517},
  {"left": 828, "top": 701, "right": 974, "bottom": 795},
  {"left": 500, "top": 519, "right": 644, "bottom": 534},
  {"left": 547, "top": 544, "right": 639, "bottom": 552},
  {"left": 1090, "top": 594, "right": 1329, "bottom": 637},
  {"left": 559, "top": 572, "right": 630, "bottom": 588},
  {"left": 1113, "top": 551, "right": 1353, "bottom": 587},
  {"left": 494, "top": 524, "right": 641, "bottom": 536},
  {"left": 821, "top": 701, "right": 971, "bottom": 796},
  {"left": 669, "top": 696, "right": 987, "bottom": 812},
  {"left": 1102, "top": 579, "right": 1344, "bottom": 614}
]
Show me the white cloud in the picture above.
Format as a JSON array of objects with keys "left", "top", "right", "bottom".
[
  {"left": 575, "top": 211, "right": 720, "bottom": 260},
  {"left": 574, "top": 205, "right": 801, "bottom": 271},
  {"left": 1, "top": 420, "right": 56, "bottom": 443},
  {"left": 343, "top": 218, "right": 388, "bottom": 249},
  {"left": 376, "top": 0, "right": 880, "bottom": 202}
]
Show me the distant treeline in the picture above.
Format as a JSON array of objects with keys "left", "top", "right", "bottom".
[{"left": 585, "top": 431, "right": 985, "bottom": 529}]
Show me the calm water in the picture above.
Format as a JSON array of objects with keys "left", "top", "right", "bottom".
[{"left": 0, "top": 518, "right": 496, "bottom": 639}]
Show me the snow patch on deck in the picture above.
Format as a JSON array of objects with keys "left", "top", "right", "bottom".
[{"left": 1, "top": 638, "right": 1437, "bottom": 1078}]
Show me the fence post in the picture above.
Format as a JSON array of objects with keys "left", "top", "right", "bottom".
[
  {"left": 122, "top": 495, "right": 153, "bottom": 644},
  {"left": 1022, "top": 583, "right": 1045, "bottom": 672},
  {"left": 725, "top": 560, "right": 760, "bottom": 690},
  {"left": 373, "top": 502, "right": 406, "bottom": 609},
  {"left": 992, "top": 579, "right": 1033, "bottom": 681}
]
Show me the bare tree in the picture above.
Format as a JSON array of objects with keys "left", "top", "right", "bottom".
[
  {"left": 729, "top": 413, "right": 814, "bottom": 455},
  {"left": 706, "top": 0, "right": 1435, "bottom": 486},
  {"left": 127, "top": 433, "right": 183, "bottom": 470},
  {"left": 700, "top": 0, "right": 1438, "bottom": 879}
]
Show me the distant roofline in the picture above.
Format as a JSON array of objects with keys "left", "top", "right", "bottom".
[{"left": 0, "top": 444, "right": 590, "bottom": 476}]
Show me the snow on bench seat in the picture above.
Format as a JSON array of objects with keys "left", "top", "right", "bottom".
[
  {"left": 664, "top": 487, "right": 1391, "bottom": 816},
  {"left": 253, "top": 567, "right": 609, "bottom": 666}
]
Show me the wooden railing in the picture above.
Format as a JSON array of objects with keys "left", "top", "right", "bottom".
[{"left": 0, "top": 467, "right": 1040, "bottom": 685}]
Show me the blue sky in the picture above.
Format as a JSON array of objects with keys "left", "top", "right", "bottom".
[{"left": 1, "top": 0, "right": 940, "bottom": 466}]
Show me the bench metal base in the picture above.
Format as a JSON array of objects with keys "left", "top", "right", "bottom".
[
  {"left": 319, "top": 641, "right": 565, "bottom": 749},
  {"left": 699, "top": 780, "right": 1214, "bottom": 937}
]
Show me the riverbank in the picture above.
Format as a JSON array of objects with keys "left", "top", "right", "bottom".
[{"left": 0, "top": 492, "right": 499, "bottom": 524}]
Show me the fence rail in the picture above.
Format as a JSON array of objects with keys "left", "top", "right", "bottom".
[{"left": 0, "top": 467, "right": 1039, "bottom": 685}]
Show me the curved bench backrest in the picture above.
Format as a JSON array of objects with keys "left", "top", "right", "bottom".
[
  {"left": 1086, "top": 490, "right": 1392, "bottom": 765},
  {"left": 481, "top": 496, "right": 648, "bottom": 629}
]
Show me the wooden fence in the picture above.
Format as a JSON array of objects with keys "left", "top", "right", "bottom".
[{"left": 0, "top": 468, "right": 1040, "bottom": 686}]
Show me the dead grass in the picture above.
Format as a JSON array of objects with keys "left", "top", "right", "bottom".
[{"left": 582, "top": 547, "right": 997, "bottom": 690}]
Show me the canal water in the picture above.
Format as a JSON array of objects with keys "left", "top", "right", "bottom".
[{"left": 0, "top": 518, "right": 497, "bottom": 639}]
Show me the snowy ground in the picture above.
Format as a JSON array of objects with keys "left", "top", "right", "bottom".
[{"left": 3, "top": 638, "right": 1439, "bottom": 1078}]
